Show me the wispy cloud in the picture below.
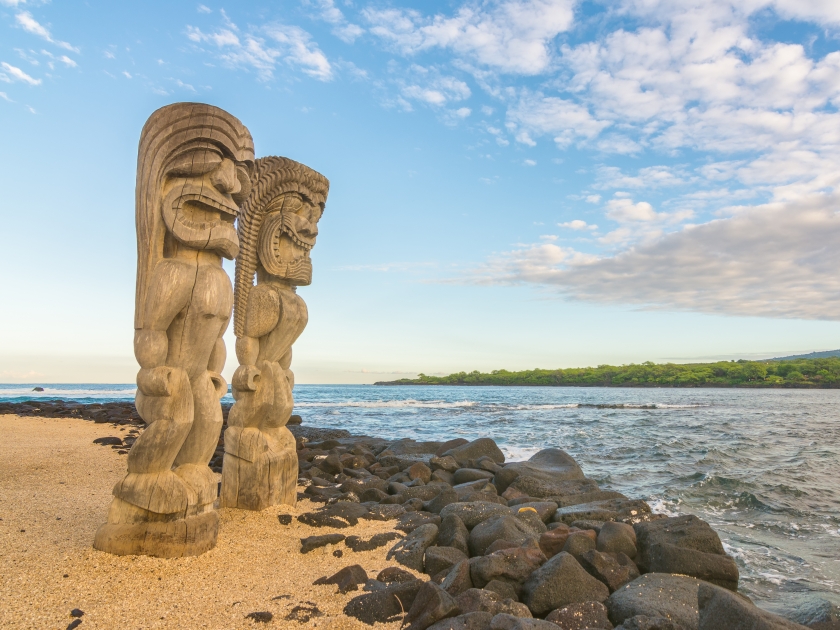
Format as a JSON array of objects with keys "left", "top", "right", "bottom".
[
  {"left": 0, "top": 62, "right": 41, "bottom": 85},
  {"left": 15, "top": 11, "right": 79, "bottom": 53},
  {"left": 364, "top": 0, "right": 576, "bottom": 75},
  {"left": 187, "top": 18, "right": 333, "bottom": 81},
  {"left": 307, "top": 0, "right": 365, "bottom": 43},
  {"left": 0, "top": 91, "right": 14, "bottom": 102}
]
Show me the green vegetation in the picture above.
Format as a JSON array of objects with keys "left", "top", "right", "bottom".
[{"left": 375, "top": 358, "right": 840, "bottom": 388}]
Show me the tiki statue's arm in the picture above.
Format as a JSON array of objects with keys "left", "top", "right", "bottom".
[
  {"left": 232, "top": 284, "right": 281, "bottom": 392},
  {"left": 134, "top": 259, "right": 194, "bottom": 395}
]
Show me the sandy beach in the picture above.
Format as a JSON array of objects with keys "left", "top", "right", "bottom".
[{"left": 0, "top": 414, "right": 407, "bottom": 630}]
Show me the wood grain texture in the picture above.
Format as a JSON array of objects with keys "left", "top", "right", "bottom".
[
  {"left": 222, "top": 156, "right": 329, "bottom": 511},
  {"left": 95, "top": 102, "right": 254, "bottom": 558}
]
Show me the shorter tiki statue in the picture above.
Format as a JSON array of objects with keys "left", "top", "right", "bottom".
[
  {"left": 95, "top": 102, "right": 253, "bottom": 557},
  {"left": 221, "top": 156, "right": 329, "bottom": 510}
]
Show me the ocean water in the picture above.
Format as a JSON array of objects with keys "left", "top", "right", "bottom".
[{"left": 2, "top": 383, "right": 839, "bottom": 620}]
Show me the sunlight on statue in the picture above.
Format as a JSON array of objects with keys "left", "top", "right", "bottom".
[
  {"left": 221, "top": 156, "right": 329, "bottom": 510},
  {"left": 94, "top": 102, "right": 254, "bottom": 557}
]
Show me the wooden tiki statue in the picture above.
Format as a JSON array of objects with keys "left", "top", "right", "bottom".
[
  {"left": 94, "top": 102, "right": 254, "bottom": 557},
  {"left": 221, "top": 156, "right": 329, "bottom": 510}
]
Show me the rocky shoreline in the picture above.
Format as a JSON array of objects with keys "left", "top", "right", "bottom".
[{"left": 3, "top": 399, "right": 834, "bottom": 630}]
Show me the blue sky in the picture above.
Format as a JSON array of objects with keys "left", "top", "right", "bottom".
[{"left": 2, "top": 0, "right": 840, "bottom": 383}]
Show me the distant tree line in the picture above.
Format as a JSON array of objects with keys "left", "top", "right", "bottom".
[{"left": 375, "top": 358, "right": 840, "bottom": 388}]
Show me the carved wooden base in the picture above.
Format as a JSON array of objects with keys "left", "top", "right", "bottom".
[
  {"left": 94, "top": 508, "right": 219, "bottom": 558},
  {"left": 95, "top": 465, "right": 220, "bottom": 557},
  {"left": 220, "top": 427, "right": 297, "bottom": 511}
]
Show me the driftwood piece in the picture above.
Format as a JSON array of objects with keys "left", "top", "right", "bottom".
[
  {"left": 221, "top": 156, "right": 329, "bottom": 511},
  {"left": 94, "top": 102, "right": 254, "bottom": 557}
]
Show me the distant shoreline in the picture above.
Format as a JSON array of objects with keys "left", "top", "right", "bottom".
[
  {"left": 374, "top": 357, "right": 840, "bottom": 388},
  {"left": 374, "top": 382, "right": 839, "bottom": 388}
]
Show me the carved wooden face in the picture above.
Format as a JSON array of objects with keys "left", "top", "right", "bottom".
[
  {"left": 257, "top": 193, "right": 323, "bottom": 285},
  {"left": 161, "top": 140, "right": 252, "bottom": 259}
]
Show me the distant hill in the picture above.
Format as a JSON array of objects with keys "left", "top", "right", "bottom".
[{"left": 763, "top": 350, "right": 840, "bottom": 362}]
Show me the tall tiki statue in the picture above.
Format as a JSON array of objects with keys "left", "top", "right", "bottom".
[
  {"left": 221, "top": 156, "right": 329, "bottom": 510},
  {"left": 95, "top": 103, "right": 254, "bottom": 557}
]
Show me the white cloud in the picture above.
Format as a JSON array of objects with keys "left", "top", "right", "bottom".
[
  {"left": 507, "top": 94, "right": 610, "bottom": 148},
  {"left": 401, "top": 67, "right": 471, "bottom": 106},
  {"left": 459, "top": 242, "right": 598, "bottom": 284},
  {"left": 15, "top": 11, "right": 78, "bottom": 53},
  {"left": 458, "top": 194, "right": 840, "bottom": 320},
  {"left": 559, "top": 219, "right": 597, "bottom": 230},
  {"left": 0, "top": 91, "right": 13, "bottom": 102},
  {"left": 364, "top": 0, "right": 576, "bottom": 74},
  {"left": 308, "top": 0, "right": 365, "bottom": 43},
  {"left": 0, "top": 62, "right": 41, "bottom": 85},
  {"left": 585, "top": 195, "right": 601, "bottom": 204},
  {"left": 187, "top": 20, "right": 333, "bottom": 81},
  {"left": 122, "top": 71, "right": 132, "bottom": 79},
  {"left": 606, "top": 198, "right": 659, "bottom": 222},
  {"left": 554, "top": 194, "right": 840, "bottom": 320},
  {"left": 523, "top": 159, "right": 537, "bottom": 166},
  {"left": 197, "top": 4, "right": 212, "bottom": 13}
]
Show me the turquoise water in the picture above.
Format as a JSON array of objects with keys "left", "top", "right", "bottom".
[{"left": 2, "top": 383, "right": 838, "bottom": 619}]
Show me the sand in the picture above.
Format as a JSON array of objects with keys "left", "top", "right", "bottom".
[{"left": 0, "top": 414, "right": 410, "bottom": 629}]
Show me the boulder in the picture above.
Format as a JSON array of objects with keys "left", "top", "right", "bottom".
[
  {"left": 344, "top": 579, "right": 423, "bottom": 624},
  {"left": 388, "top": 523, "right": 439, "bottom": 571},
  {"left": 439, "top": 514, "right": 471, "bottom": 555},
  {"left": 470, "top": 546, "right": 547, "bottom": 587},
  {"left": 615, "top": 616, "right": 681, "bottom": 630},
  {"left": 698, "top": 582, "right": 809, "bottom": 630},
  {"left": 454, "top": 468, "right": 496, "bottom": 484},
  {"left": 440, "top": 502, "right": 513, "bottom": 530},
  {"left": 404, "top": 581, "right": 459, "bottom": 630},
  {"left": 428, "top": 612, "right": 495, "bottom": 630},
  {"left": 485, "top": 540, "right": 519, "bottom": 555},
  {"left": 345, "top": 532, "right": 402, "bottom": 552},
  {"left": 430, "top": 455, "right": 460, "bottom": 473},
  {"left": 436, "top": 438, "right": 470, "bottom": 456},
  {"left": 378, "top": 566, "right": 417, "bottom": 584},
  {"left": 562, "top": 530, "right": 596, "bottom": 560},
  {"left": 426, "top": 489, "right": 460, "bottom": 515},
  {"left": 426, "top": 546, "right": 469, "bottom": 577},
  {"left": 490, "top": 613, "right": 563, "bottom": 629},
  {"left": 545, "top": 601, "right": 612, "bottom": 629},
  {"left": 469, "top": 516, "right": 541, "bottom": 557},
  {"left": 607, "top": 573, "right": 702, "bottom": 629},
  {"left": 578, "top": 550, "right": 640, "bottom": 593},
  {"left": 485, "top": 580, "right": 520, "bottom": 602},
  {"left": 398, "top": 511, "right": 443, "bottom": 533},
  {"left": 539, "top": 526, "right": 572, "bottom": 558},
  {"left": 431, "top": 470, "right": 455, "bottom": 485},
  {"left": 555, "top": 489, "right": 628, "bottom": 508},
  {"left": 493, "top": 449, "right": 585, "bottom": 496},
  {"left": 300, "top": 533, "right": 345, "bottom": 553},
  {"left": 515, "top": 510, "right": 548, "bottom": 535},
  {"left": 313, "top": 564, "right": 368, "bottom": 593},
  {"left": 441, "top": 559, "right": 474, "bottom": 596},
  {"left": 521, "top": 552, "right": 609, "bottom": 617},
  {"left": 456, "top": 588, "right": 530, "bottom": 616},
  {"left": 409, "top": 462, "right": 433, "bottom": 484},
  {"left": 444, "top": 438, "right": 506, "bottom": 467},
  {"left": 297, "top": 502, "right": 370, "bottom": 527},
  {"left": 553, "top": 499, "right": 652, "bottom": 525},
  {"left": 598, "top": 521, "right": 637, "bottom": 558},
  {"left": 634, "top": 515, "right": 738, "bottom": 591},
  {"left": 512, "top": 502, "right": 558, "bottom": 523}
]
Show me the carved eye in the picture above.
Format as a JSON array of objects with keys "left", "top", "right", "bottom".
[{"left": 167, "top": 147, "right": 223, "bottom": 177}]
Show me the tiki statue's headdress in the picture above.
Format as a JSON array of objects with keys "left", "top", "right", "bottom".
[
  {"left": 134, "top": 102, "right": 254, "bottom": 329},
  {"left": 234, "top": 156, "right": 329, "bottom": 337}
]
